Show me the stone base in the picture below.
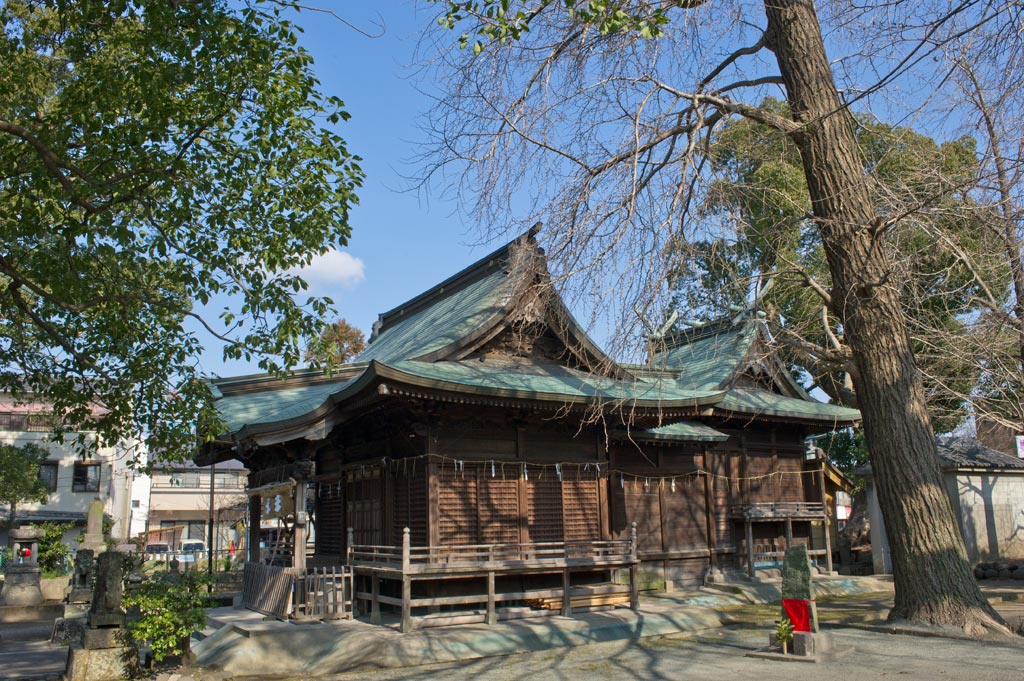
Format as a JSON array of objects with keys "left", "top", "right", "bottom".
[
  {"left": 68, "top": 588, "right": 93, "bottom": 604},
  {"left": 83, "top": 627, "right": 128, "bottom": 649},
  {"left": 79, "top": 535, "right": 106, "bottom": 554},
  {"left": 65, "top": 602, "right": 91, "bottom": 618},
  {"left": 65, "top": 643, "right": 137, "bottom": 681},
  {"left": 794, "top": 631, "right": 835, "bottom": 657},
  {"left": 51, "top": 616, "right": 88, "bottom": 645},
  {"left": 0, "top": 567, "right": 43, "bottom": 606},
  {"left": 88, "top": 612, "right": 126, "bottom": 628}
]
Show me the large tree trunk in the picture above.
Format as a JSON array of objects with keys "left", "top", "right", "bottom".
[{"left": 762, "top": 0, "right": 1006, "bottom": 635}]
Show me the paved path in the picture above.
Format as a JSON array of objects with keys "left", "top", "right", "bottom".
[{"left": 0, "top": 640, "right": 66, "bottom": 681}]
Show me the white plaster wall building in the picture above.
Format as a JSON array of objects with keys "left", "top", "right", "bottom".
[
  {"left": 0, "top": 395, "right": 145, "bottom": 547},
  {"left": 866, "top": 436, "right": 1024, "bottom": 573},
  {"left": 146, "top": 458, "right": 248, "bottom": 553}
]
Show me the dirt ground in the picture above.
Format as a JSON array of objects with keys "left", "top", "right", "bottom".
[{"left": 307, "top": 582, "right": 1024, "bottom": 681}]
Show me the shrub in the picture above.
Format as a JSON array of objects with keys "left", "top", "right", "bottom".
[
  {"left": 38, "top": 522, "right": 74, "bottom": 576},
  {"left": 124, "top": 571, "right": 211, "bottom": 663}
]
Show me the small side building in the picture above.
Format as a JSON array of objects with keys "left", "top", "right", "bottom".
[{"left": 866, "top": 436, "right": 1024, "bottom": 573}]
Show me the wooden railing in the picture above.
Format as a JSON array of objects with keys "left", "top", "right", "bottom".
[
  {"left": 729, "top": 501, "right": 825, "bottom": 519},
  {"left": 347, "top": 524, "right": 639, "bottom": 633}
]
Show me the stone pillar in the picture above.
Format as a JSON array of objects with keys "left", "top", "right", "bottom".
[
  {"left": 80, "top": 499, "right": 107, "bottom": 554},
  {"left": 65, "top": 551, "right": 135, "bottom": 681}
]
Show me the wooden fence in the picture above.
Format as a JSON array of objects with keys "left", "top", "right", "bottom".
[
  {"left": 242, "top": 562, "right": 353, "bottom": 621},
  {"left": 242, "top": 562, "right": 295, "bottom": 619},
  {"left": 292, "top": 566, "right": 353, "bottom": 621}
]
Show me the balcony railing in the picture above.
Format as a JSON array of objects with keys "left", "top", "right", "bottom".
[{"left": 728, "top": 501, "right": 826, "bottom": 519}]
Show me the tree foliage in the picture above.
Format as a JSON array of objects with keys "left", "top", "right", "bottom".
[
  {"left": 125, "top": 570, "right": 211, "bottom": 663},
  {"left": 305, "top": 318, "right": 366, "bottom": 367},
  {"left": 680, "top": 100, "right": 1005, "bottom": 432},
  {"left": 0, "top": 441, "right": 49, "bottom": 526},
  {"left": 0, "top": 0, "right": 362, "bottom": 461},
  {"left": 37, "top": 521, "right": 73, "bottom": 576}
]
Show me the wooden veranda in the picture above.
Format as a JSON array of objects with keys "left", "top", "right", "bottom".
[{"left": 347, "top": 523, "right": 640, "bottom": 632}]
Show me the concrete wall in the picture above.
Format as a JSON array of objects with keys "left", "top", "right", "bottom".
[{"left": 954, "top": 472, "right": 1024, "bottom": 562}]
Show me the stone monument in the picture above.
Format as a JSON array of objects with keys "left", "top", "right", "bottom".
[
  {"left": 65, "top": 551, "right": 135, "bottom": 681},
  {"left": 1, "top": 525, "right": 45, "bottom": 606},
  {"left": 779, "top": 544, "right": 833, "bottom": 657},
  {"left": 79, "top": 499, "right": 107, "bottom": 554},
  {"left": 68, "top": 549, "right": 96, "bottom": 605}
]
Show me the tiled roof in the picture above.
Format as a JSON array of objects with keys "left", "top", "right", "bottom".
[{"left": 934, "top": 436, "right": 1024, "bottom": 470}]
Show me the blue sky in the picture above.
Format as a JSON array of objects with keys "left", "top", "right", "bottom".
[{"left": 198, "top": 2, "right": 492, "bottom": 377}]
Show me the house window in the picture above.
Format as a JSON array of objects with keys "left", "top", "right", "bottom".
[
  {"left": 72, "top": 461, "right": 101, "bottom": 493},
  {"left": 39, "top": 462, "right": 58, "bottom": 493},
  {"left": 131, "top": 499, "right": 141, "bottom": 508}
]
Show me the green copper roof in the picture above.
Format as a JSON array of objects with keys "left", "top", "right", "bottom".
[
  {"left": 717, "top": 388, "right": 860, "bottom": 423},
  {"left": 215, "top": 378, "right": 358, "bottom": 434},
  {"left": 613, "top": 421, "right": 730, "bottom": 443},
  {"left": 655, "top": 321, "right": 758, "bottom": 390},
  {"left": 357, "top": 268, "right": 511, "bottom": 363},
  {"left": 385, "top": 359, "right": 720, "bottom": 405}
]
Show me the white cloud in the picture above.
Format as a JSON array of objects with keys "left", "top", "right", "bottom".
[{"left": 291, "top": 250, "right": 366, "bottom": 290}]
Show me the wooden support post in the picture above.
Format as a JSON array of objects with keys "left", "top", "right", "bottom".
[
  {"left": 785, "top": 517, "right": 793, "bottom": 549},
  {"left": 401, "top": 576, "right": 412, "bottom": 633},
  {"left": 486, "top": 570, "right": 496, "bottom": 625},
  {"left": 401, "top": 528, "right": 411, "bottom": 633},
  {"left": 702, "top": 461, "right": 717, "bottom": 571},
  {"left": 370, "top": 573, "right": 381, "bottom": 625},
  {"left": 294, "top": 479, "right": 307, "bottom": 572},
  {"left": 248, "top": 493, "right": 262, "bottom": 564},
  {"left": 820, "top": 463, "right": 834, "bottom": 573},
  {"left": 629, "top": 521, "right": 639, "bottom": 611},
  {"left": 562, "top": 567, "right": 572, "bottom": 616},
  {"left": 347, "top": 527, "right": 354, "bottom": 564},
  {"left": 745, "top": 519, "right": 754, "bottom": 579}
]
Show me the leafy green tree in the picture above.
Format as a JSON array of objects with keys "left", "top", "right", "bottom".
[
  {"left": 0, "top": 0, "right": 362, "bottom": 460},
  {"left": 0, "top": 442, "right": 49, "bottom": 527},
  {"left": 305, "top": 318, "right": 366, "bottom": 367}
]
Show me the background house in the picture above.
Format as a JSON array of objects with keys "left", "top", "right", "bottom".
[
  {"left": 866, "top": 436, "right": 1024, "bottom": 573},
  {"left": 145, "top": 458, "right": 248, "bottom": 553},
  {"left": 0, "top": 394, "right": 142, "bottom": 547}
]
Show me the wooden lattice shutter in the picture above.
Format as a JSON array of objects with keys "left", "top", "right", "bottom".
[
  {"left": 392, "top": 462, "right": 428, "bottom": 547},
  {"left": 478, "top": 472, "right": 519, "bottom": 544},
  {"left": 438, "top": 464, "right": 479, "bottom": 545},
  {"left": 526, "top": 477, "right": 563, "bottom": 543},
  {"left": 345, "top": 469, "right": 383, "bottom": 546},
  {"left": 562, "top": 466, "right": 600, "bottom": 542},
  {"left": 315, "top": 479, "right": 345, "bottom": 556}
]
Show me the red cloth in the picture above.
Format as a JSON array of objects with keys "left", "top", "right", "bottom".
[{"left": 782, "top": 598, "right": 812, "bottom": 632}]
